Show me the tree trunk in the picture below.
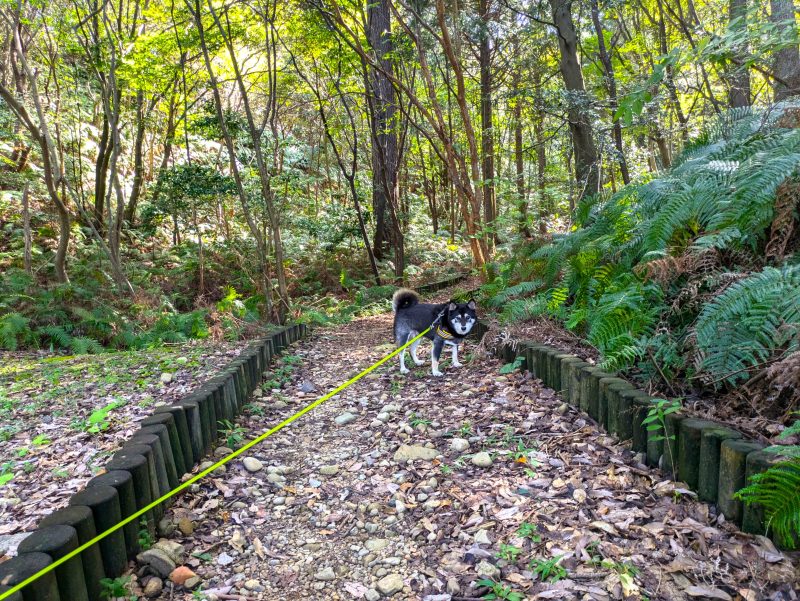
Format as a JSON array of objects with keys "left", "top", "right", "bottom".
[
  {"left": 22, "top": 182, "right": 32, "bottom": 275},
  {"left": 727, "top": 0, "right": 750, "bottom": 107},
  {"left": 124, "top": 90, "right": 147, "bottom": 225},
  {"left": 367, "top": 0, "right": 398, "bottom": 261},
  {"left": 94, "top": 114, "right": 111, "bottom": 230},
  {"left": 771, "top": 0, "right": 800, "bottom": 100},
  {"left": 513, "top": 65, "right": 530, "bottom": 237},
  {"left": 550, "top": 0, "right": 600, "bottom": 201},
  {"left": 591, "top": 0, "right": 630, "bottom": 185},
  {"left": 479, "top": 0, "right": 496, "bottom": 248}
]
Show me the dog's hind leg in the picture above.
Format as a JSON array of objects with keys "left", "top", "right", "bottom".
[
  {"left": 399, "top": 330, "right": 418, "bottom": 375},
  {"left": 431, "top": 338, "right": 445, "bottom": 377},
  {"left": 450, "top": 342, "right": 463, "bottom": 368},
  {"left": 410, "top": 336, "right": 424, "bottom": 366}
]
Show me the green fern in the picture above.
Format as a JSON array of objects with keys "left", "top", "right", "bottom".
[
  {"left": 0, "top": 312, "right": 32, "bottom": 350},
  {"left": 735, "top": 457, "right": 800, "bottom": 549},
  {"left": 694, "top": 265, "right": 800, "bottom": 385}
]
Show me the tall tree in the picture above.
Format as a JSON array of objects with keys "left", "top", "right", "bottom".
[
  {"left": 478, "top": 0, "right": 496, "bottom": 246},
  {"left": 770, "top": 0, "right": 800, "bottom": 101},
  {"left": 550, "top": 0, "right": 600, "bottom": 201}
]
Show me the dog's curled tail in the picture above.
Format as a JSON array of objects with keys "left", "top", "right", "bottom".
[{"left": 392, "top": 288, "right": 419, "bottom": 312}]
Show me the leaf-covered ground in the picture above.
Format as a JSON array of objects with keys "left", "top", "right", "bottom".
[
  {"left": 145, "top": 310, "right": 799, "bottom": 601},
  {"left": 0, "top": 340, "right": 249, "bottom": 541}
]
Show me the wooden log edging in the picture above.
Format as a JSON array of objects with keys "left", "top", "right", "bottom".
[
  {"left": 476, "top": 324, "right": 783, "bottom": 547},
  {"left": 10, "top": 323, "right": 309, "bottom": 601}
]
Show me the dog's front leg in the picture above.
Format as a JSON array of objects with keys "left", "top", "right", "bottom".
[
  {"left": 431, "top": 338, "right": 445, "bottom": 377},
  {"left": 451, "top": 342, "right": 463, "bottom": 367},
  {"left": 399, "top": 347, "right": 410, "bottom": 375}
]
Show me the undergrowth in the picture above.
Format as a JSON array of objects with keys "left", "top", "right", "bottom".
[{"left": 480, "top": 103, "right": 800, "bottom": 419}]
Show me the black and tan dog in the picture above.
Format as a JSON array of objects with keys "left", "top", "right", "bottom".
[{"left": 392, "top": 288, "right": 477, "bottom": 376}]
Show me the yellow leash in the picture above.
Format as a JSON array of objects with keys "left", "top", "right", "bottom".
[{"left": 0, "top": 327, "right": 433, "bottom": 600}]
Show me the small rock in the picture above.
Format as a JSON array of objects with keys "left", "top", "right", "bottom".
[
  {"left": 366, "top": 589, "right": 381, "bottom": 601},
  {"left": 376, "top": 573, "right": 404, "bottom": 595},
  {"left": 169, "top": 566, "right": 196, "bottom": 587},
  {"left": 449, "top": 438, "right": 470, "bottom": 452},
  {"left": 244, "top": 579, "right": 264, "bottom": 592},
  {"left": 184, "top": 576, "right": 202, "bottom": 590},
  {"left": 314, "top": 567, "right": 336, "bottom": 581},
  {"left": 572, "top": 488, "right": 587, "bottom": 503},
  {"left": 243, "top": 457, "right": 263, "bottom": 472},
  {"left": 319, "top": 465, "right": 339, "bottom": 476},
  {"left": 471, "top": 452, "right": 493, "bottom": 468},
  {"left": 377, "top": 412, "right": 391, "bottom": 422},
  {"left": 474, "top": 529, "right": 491, "bottom": 545},
  {"left": 300, "top": 380, "right": 317, "bottom": 393},
  {"left": 335, "top": 412, "right": 357, "bottom": 425},
  {"left": 156, "top": 519, "right": 175, "bottom": 538},
  {"left": 365, "top": 539, "right": 389, "bottom": 552},
  {"left": 393, "top": 444, "right": 438, "bottom": 462},
  {"left": 143, "top": 577, "right": 163, "bottom": 598},
  {"left": 177, "top": 518, "right": 194, "bottom": 536},
  {"left": 217, "top": 552, "right": 235, "bottom": 566},
  {"left": 160, "top": 372, "right": 173, "bottom": 384},
  {"left": 446, "top": 578, "right": 460, "bottom": 595},
  {"left": 136, "top": 549, "right": 176, "bottom": 579},
  {"left": 556, "top": 402, "right": 569, "bottom": 415},
  {"left": 152, "top": 540, "right": 185, "bottom": 563},
  {"left": 476, "top": 560, "right": 500, "bottom": 579},
  {"left": 214, "top": 446, "right": 233, "bottom": 457}
]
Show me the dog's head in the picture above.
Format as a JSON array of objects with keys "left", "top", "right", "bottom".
[{"left": 446, "top": 299, "right": 477, "bottom": 336}]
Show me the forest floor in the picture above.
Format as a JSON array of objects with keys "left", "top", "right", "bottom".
[
  {"left": 149, "top": 300, "right": 799, "bottom": 601},
  {"left": 0, "top": 339, "right": 250, "bottom": 545}
]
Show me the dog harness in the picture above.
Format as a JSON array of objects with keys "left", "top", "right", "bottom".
[{"left": 436, "top": 325, "right": 458, "bottom": 340}]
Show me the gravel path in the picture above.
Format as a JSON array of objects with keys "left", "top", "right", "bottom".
[{"left": 147, "top": 311, "right": 798, "bottom": 601}]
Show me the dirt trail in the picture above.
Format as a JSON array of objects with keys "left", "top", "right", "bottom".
[{"left": 152, "top": 310, "right": 798, "bottom": 601}]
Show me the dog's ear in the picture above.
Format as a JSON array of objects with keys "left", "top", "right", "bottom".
[
  {"left": 448, "top": 302, "right": 457, "bottom": 311},
  {"left": 467, "top": 299, "right": 477, "bottom": 310}
]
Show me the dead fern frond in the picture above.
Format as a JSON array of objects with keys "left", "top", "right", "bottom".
[{"left": 765, "top": 179, "right": 800, "bottom": 262}]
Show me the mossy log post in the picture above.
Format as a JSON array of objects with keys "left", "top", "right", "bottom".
[
  {"left": 545, "top": 349, "right": 562, "bottom": 390},
  {"left": 646, "top": 422, "right": 664, "bottom": 468},
  {"left": 105, "top": 453, "right": 154, "bottom": 534},
  {"left": 140, "top": 413, "right": 185, "bottom": 477},
  {"left": 116, "top": 440, "right": 167, "bottom": 513},
  {"left": 741, "top": 450, "right": 784, "bottom": 536},
  {"left": 630, "top": 395, "right": 652, "bottom": 454},
  {"left": 578, "top": 366, "right": 600, "bottom": 414},
  {"left": 598, "top": 377, "right": 624, "bottom": 431},
  {"left": 136, "top": 423, "right": 178, "bottom": 488},
  {"left": 551, "top": 353, "right": 571, "bottom": 395},
  {"left": 718, "top": 439, "right": 764, "bottom": 524},
  {"left": 612, "top": 386, "right": 638, "bottom": 441},
  {"left": 176, "top": 400, "right": 203, "bottom": 464},
  {"left": 605, "top": 379, "right": 633, "bottom": 436},
  {"left": 677, "top": 418, "right": 717, "bottom": 489},
  {"left": 211, "top": 379, "right": 227, "bottom": 425},
  {"left": 38, "top": 506, "right": 105, "bottom": 601},
  {"left": 153, "top": 405, "right": 193, "bottom": 472},
  {"left": 586, "top": 370, "right": 614, "bottom": 422},
  {"left": 567, "top": 360, "right": 591, "bottom": 407},
  {"left": 183, "top": 392, "right": 211, "bottom": 455},
  {"left": 526, "top": 345, "right": 548, "bottom": 380},
  {"left": 68, "top": 485, "right": 127, "bottom": 577},
  {"left": 558, "top": 356, "right": 582, "bottom": 403},
  {"left": 86, "top": 471, "right": 138, "bottom": 556},
  {"left": 0, "top": 585, "right": 23, "bottom": 601},
  {"left": 0, "top": 553, "right": 60, "bottom": 601},
  {"left": 17, "top": 526, "right": 88, "bottom": 601},
  {"left": 697, "top": 426, "right": 742, "bottom": 502},
  {"left": 661, "top": 412, "right": 683, "bottom": 478}
]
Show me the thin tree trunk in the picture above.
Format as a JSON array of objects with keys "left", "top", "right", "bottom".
[
  {"left": 550, "top": 0, "right": 600, "bottom": 201},
  {"left": 727, "top": 0, "right": 750, "bottom": 107},
  {"left": 771, "top": 0, "right": 800, "bottom": 100},
  {"left": 591, "top": 0, "right": 630, "bottom": 185},
  {"left": 22, "top": 182, "right": 32, "bottom": 275},
  {"left": 479, "top": 0, "right": 496, "bottom": 248}
]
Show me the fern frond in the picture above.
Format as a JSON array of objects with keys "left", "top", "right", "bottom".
[{"left": 736, "top": 458, "right": 800, "bottom": 549}]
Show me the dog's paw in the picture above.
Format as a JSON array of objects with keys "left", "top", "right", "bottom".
[
  {"left": 431, "top": 369, "right": 444, "bottom": 377},
  {"left": 413, "top": 359, "right": 425, "bottom": 366},
  {"left": 451, "top": 361, "right": 463, "bottom": 368},
  {"left": 400, "top": 367, "right": 410, "bottom": 375}
]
